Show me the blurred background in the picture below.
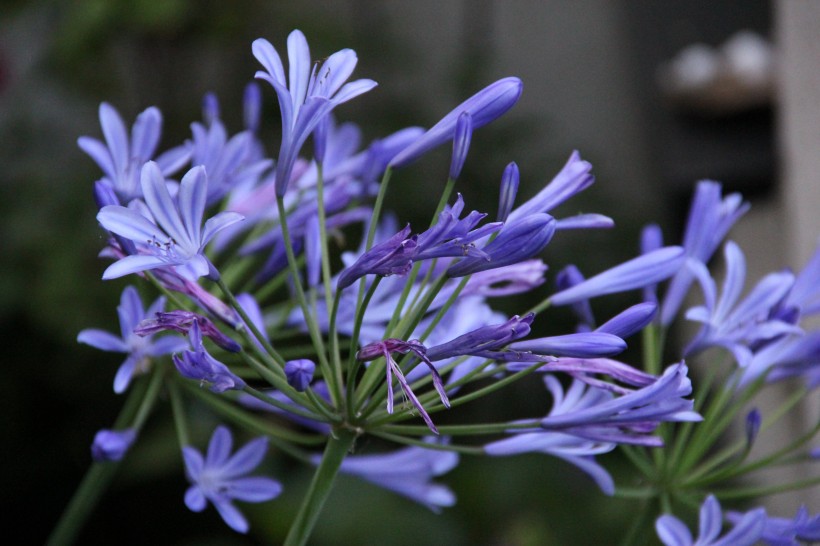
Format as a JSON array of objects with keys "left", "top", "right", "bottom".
[{"left": 1, "top": 0, "right": 817, "bottom": 544}]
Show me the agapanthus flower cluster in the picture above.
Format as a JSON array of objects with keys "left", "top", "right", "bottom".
[{"left": 58, "top": 28, "right": 818, "bottom": 546}]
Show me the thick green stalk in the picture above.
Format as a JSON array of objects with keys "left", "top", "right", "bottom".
[{"left": 283, "top": 428, "right": 357, "bottom": 546}]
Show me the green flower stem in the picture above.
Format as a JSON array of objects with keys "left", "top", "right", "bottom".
[
  {"left": 380, "top": 420, "right": 540, "bottom": 436},
  {"left": 618, "top": 444, "right": 656, "bottom": 479},
  {"left": 394, "top": 275, "right": 448, "bottom": 340},
  {"left": 168, "top": 379, "right": 190, "bottom": 448},
  {"left": 215, "top": 276, "right": 286, "bottom": 368},
  {"left": 665, "top": 362, "right": 721, "bottom": 472},
  {"left": 145, "top": 272, "right": 191, "bottom": 311},
  {"left": 712, "top": 473, "right": 820, "bottom": 500},
  {"left": 618, "top": 499, "right": 656, "bottom": 546},
  {"left": 47, "top": 371, "right": 160, "bottom": 546},
  {"left": 275, "top": 196, "right": 342, "bottom": 411},
  {"left": 241, "top": 385, "right": 328, "bottom": 423},
  {"left": 283, "top": 427, "right": 357, "bottom": 546},
  {"left": 641, "top": 324, "right": 664, "bottom": 377},
  {"left": 47, "top": 458, "right": 123, "bottom": 546},
  {"left": 314, "top": 163, "right": 342, "bottom": 377},
  {"left": 364, "top": 168, "right": 393, "bottom": 251},
  {"left": 371, "top": 430, "right": 484, "bottom": 455},
  {"left": 526, "top": 297, "right": 552, "bottom": 316},
  {"left": 684, "top": 418, "right": 820, "bottom": 489},
  {"left": 180, "top": 382, "right": 324, "bottom": 453}
]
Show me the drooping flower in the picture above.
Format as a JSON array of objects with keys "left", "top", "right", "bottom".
[
  {"left": 77, "top": 285, "right": 187, "bottom": 393},
  {"left": 509, "top": 331, "right": 627, "bottom": 358},
  {"left": 389, "top": 77, "right": 523, "bottom": 168},
  {"left": 425, "top": 313, "right": 539, "bottom": 362},
  {"left": 135, "top": 310, "right": 241, "bottom": 352},
  {"left": 655, "top": 495, "right": 766, "bottom": 546},
  {"left": 183, "top": 426, "right": 282, "bottom": 533},
  {"left": 91, "top": 428, "right": 137, "bottom": 462},
  {"left": 327, "top": 439, "right": 458, "bottom": 512},
  {"left": 729, "top": 505, "right": 820, "bottom": 545},
  {"left": 78, "top": 103, "right": 191, "bottom": 202},
  {"left": 97, "top": 161, "right": 244, "bottom": 280},
  {"left": 252, "top": 30, "right": 378, "bottom": 196},
  {"left": 356, "top": 338, "right": 450, "bottom": 434},
  {"left": 172, "top": 322, "right": 246, "bottom": 393}
]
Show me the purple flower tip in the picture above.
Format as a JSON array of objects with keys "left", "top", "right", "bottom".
[{"left": 449, "top": 111, "right": 473, "bottom": 180}]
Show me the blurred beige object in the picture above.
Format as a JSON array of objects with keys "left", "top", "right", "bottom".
[{"left": 658, "top": 30, "right": 774, "bottom": 115}]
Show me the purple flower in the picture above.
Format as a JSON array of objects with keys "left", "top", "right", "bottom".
[
  {"left": 284, "top": 359, "right": 315, "bottom": 392},
  {"left": 183, "top": 426, "right": 282, "bottom": 533},
  {"left": 485, "top": 375, "right": 617, "bottom": 494},
  {"left": 91, "top": 428, "right": 137, "bottom": 462},
  {"left": 447, "top": 213, "right": 556, "bottom": 277},
  {"left": 78, "top": 285, "right": 187, "bottom": 393},
  {"left": 736, "top": 505, "right": 820, "bottom": 544},
  {"left": 252, "top": 30, "right": 377, "bottom": 196},
  {"left": 538, "top": 362, "right": 701, "bottom": 446},
  {"left": 448, "top": 112, "right": 472, "bottom": 180},
  {"left": 389, "top": 77, "right": 522, "bottom": 168},
  {"left": 325, "top": 438, "right": 458, "bottom": 512},
  {"left": 173, "top": 322, "right": 246, "bottom": 393},
  {"left": 656, "top": 495, "right": 766, "bottom": 546},
  {"left": 78, "top": 103, "right": 190, "bottom": 202},
  {"left": 356, "top": 339, "right": 450, "bottom": 434},
  {"left": 684, "top": 241, "right": 798, "bottom": 368},
  {"left": 660, "top": 181, "right": 749, "bottom": 325},
  {"left": 550, "top": 246, "right": 686, "bottom": 306},
  {"left": 135, "top": 310, "right": 241, "bottom": 352},
  {"left": 187, "top": 110, "right": 271, "bottom": 205},
  {"left": 641, "top": 223, "right": 664, "bottom": 304},
  {"left": 97, "top": 162, "right": 244, "bottom": 280}
]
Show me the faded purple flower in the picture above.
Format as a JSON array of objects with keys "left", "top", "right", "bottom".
[
  {"left": 183, "top": 426, "right": 282, "bottom": 533},
  {"left": 356, "top": 339, "right": 450, "bottom": 434},
  {"left": 135, "top": 310, "right": 241, "bottom": 352},
  {"left": 173, "top": 322, "right": 246, "bottom": 393}
]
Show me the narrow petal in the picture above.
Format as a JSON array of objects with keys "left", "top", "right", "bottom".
[
  {"left": 97, "top": 205, "right": 165, "bottom": 243},
  {"left": 220, "top": 437, "right": 268, "bottom": 479},
  {"left": 77, "top": 136, "right": 115, "bottom": 180},
  {"left": 213, "top": 500, "right": 249, "bottom": 534},
  {"left": 656, "top": 515, "right": 693, "bottom": 546},
  {"left": 140, "top": 162, "right": 191, "bottom": 248},
  {"left": 77, "top": 329, "right": 129, "bottom": 352},
  {"left": 177, "top": 166, "right": 208, "bottom": 245},
  {"left": 226, "top": 477, "right": 282, "bottom": 502},
  {"left": 206, "top": 426, "right": 234, "bottom": 467},
  {"left": 131, "top": 106, "right": 162, "bottom": 159},
  {"left": 200, "top": 211, "right": 245, "bottom": 247},
  {"left": 99, "top": 102, "right": 128, "bottom": 174},
  {"left": 102, "top": 255, "right": 174, "bottom": 280}
]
